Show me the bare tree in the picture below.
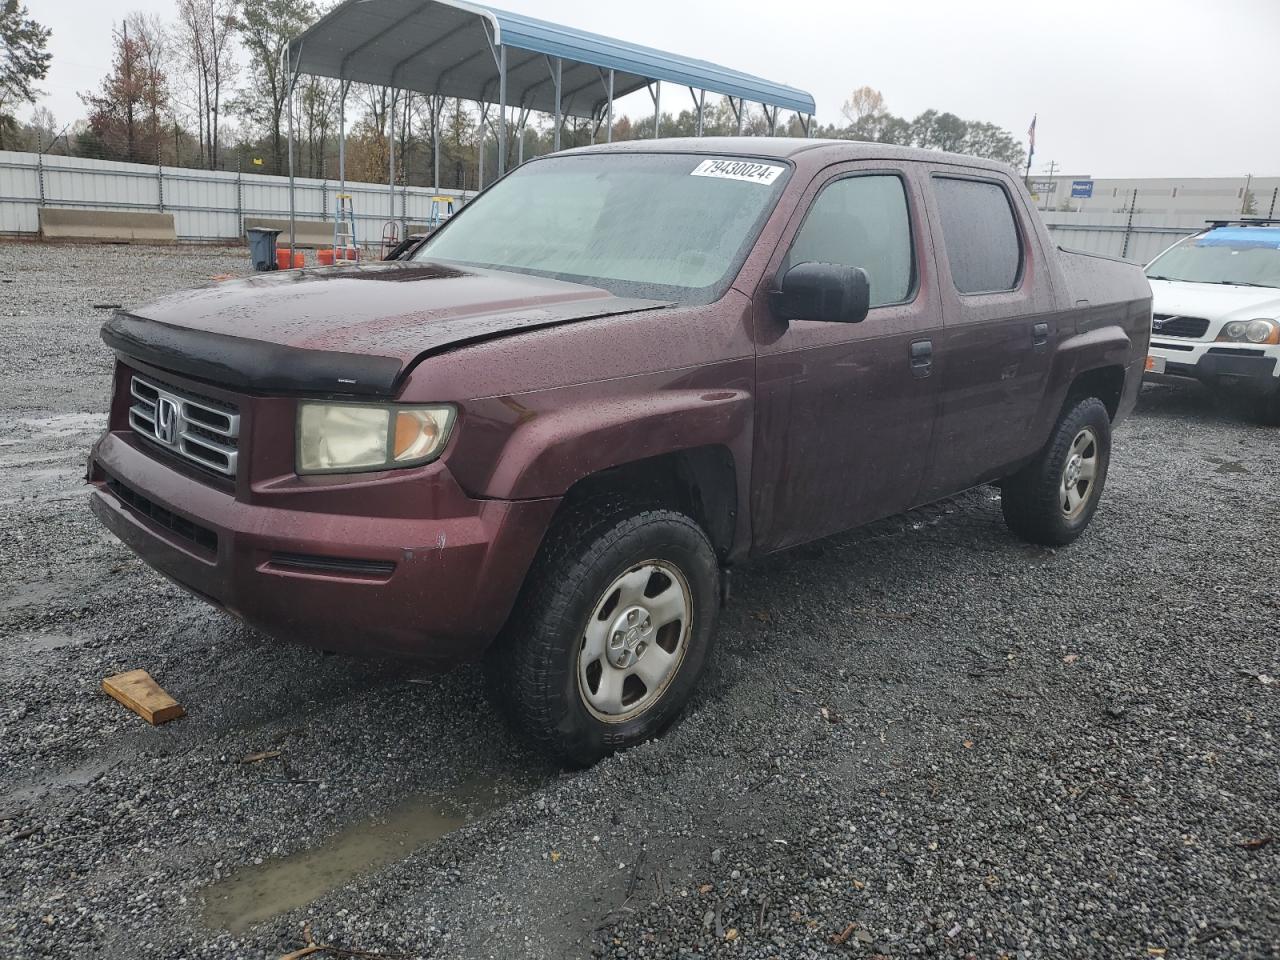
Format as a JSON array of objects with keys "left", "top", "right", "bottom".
[
  {"left": 234, "top": 0, "right": 317, "bottom": 173},
  {"left": 79, "top": 20, "right": 169, "bottom": 162},
  {"left": 299, "top": 74, "right": 340, "bottom": 178},
  {"left": 173, "top": 0, "right": 237, "bottom": 168},
  {"left": 841, "top": 86, "right": 885, "bottom": 125},
  {"left": 126, "top": 13, "right": 170, "bottom": 157}
]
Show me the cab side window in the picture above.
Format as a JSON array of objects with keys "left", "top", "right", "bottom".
[
  {"left": 786, "top": 175, "right": 914, "bottom": 308},
  {"left": 932, "top": 177, "right": 1023, "bottom": 294}
]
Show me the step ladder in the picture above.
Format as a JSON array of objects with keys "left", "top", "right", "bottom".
[
  {"left": 428, "top": 195, "right": 455, "bottom": 228},
  {"left": 333, "top": 194, "right": 358, "bottom": 264}
]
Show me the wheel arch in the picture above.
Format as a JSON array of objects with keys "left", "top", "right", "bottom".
[
  {"left": 1031, "top": 326, "right": 1133, "bottom": 448},
  {"left": 1064, "top": 363, "right": 1127, "bottom": 420},
  {"left": 554, "top": 445, "right": 741, "bottom": 562}
]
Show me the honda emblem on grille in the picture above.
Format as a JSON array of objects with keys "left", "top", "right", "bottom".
[{"left": 155, "top": 396, "right": 180, "bottom": 445}]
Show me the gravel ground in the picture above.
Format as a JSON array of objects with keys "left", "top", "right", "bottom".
[{"left": 1, "top": 241, "right": 1276, "bottom": 960}]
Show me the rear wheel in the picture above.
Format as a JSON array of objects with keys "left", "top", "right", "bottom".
[
  {"left": 1002, "top": 397, "right": 1112, "bottom": 546},
  {"left": 488, "top": 500, "right": 720, "bottom": 767}
]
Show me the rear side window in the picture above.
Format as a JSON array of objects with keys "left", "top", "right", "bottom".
[
  {"left": 933, "top": 177, "right": 1022, "bottom": 294},
  {"left": 786, "top": 174, "right": 914, "bottom": 307}
]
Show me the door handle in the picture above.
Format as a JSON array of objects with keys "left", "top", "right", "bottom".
[
  {"left": 909, "top": 339, "right": 933, "bottom": 379},
  {"left": 1032, "top": 321, "right": 1050, "bottom": 352}
]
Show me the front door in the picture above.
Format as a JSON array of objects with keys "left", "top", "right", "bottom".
[{"left": 751, "top": 163, "right": 943, "bottom": 553}]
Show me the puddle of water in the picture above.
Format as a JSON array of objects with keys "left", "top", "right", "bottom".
[
  {"left": 202, "top": 777, "right": 507, "bottom": 933},
  {"left": 1, "top": 632, "right": 89, "bottom": 656},
  {"left": 14, "top": 413, "right": 105, "bottom": 437},
  {"left": 1, "top": 758, "right": 113, "bottom": 806},
  {"left": 0, "top": 582, "right": 63, "bottom": 614}
]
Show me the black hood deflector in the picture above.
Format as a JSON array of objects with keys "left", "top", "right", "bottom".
[{"left": 102, "top": 313, "right": 405, "bottom": 397}]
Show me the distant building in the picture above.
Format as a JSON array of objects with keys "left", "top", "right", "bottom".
[
  {"left": 1027, "top": 174, "right": 1280, "bottom": 220},
  {"left": 1027, "top": 174, "right": 1280, "bottom": 263}
]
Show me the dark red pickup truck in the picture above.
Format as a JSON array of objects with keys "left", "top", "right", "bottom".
[{"left": 89, "top": 139, "right": 1151, "bottom": 764}]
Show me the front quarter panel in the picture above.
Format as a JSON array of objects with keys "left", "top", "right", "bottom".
[{"left": 401, "top": 295, "right": 759, "bottom": 558}]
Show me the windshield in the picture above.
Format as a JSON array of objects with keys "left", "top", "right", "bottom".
[
  {"left": 414, "top": 153, "right": 791, "bottom": 302},
  {"left": 1146, "top": 228, "right": 1280, "bottom": 288}
]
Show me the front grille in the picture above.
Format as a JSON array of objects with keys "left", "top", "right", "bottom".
[
  {"left": 106, "top": 477, "right": 218, "bottom": 553},
  {"left": 129, "top": 375, "right": 240, "bottom": 477},
  {"left": 1151, "top": 314, "right": 1210, "bottom": 338}
]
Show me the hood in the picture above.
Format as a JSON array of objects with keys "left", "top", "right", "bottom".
[
  {"left": 102, "top": 261, "right": 668, "bottom": 396},
  {"left": 1148, "top": 277, "right": 1280, "bottom": 325}
]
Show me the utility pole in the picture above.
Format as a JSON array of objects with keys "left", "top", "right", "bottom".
[{"left": 1039, "top": 160, "right": 1059, "bottom": 210}]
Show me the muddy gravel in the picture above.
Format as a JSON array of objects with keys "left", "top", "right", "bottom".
[{"left": 0, "top": 242, "right": 1277, "bottom": 959}]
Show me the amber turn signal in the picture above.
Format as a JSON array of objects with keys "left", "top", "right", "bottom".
[{"left": 394, "top": 409, "right": 445, "bottom": 462}]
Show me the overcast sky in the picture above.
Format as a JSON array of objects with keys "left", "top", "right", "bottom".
[{"left": 34, "top": 0, "right": 1280, "bottom": 178}]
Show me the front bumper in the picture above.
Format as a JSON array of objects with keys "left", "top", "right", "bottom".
[
  {"left": 1146, "top": 339, "right": 1280, "bottom": 396},
  {"left": 88, "top": 430, "right": 558, "bottom": 663}
]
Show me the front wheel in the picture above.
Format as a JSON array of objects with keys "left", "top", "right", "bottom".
[
  {"left": 488, "top": 502, "right": 720, "bottom": 767},
  {"left": 1258, "top": 390, "right": 1280, "bottom": 427},
  {"left": 1001, "top": 397, "right": 1112, "bottom": 546}
]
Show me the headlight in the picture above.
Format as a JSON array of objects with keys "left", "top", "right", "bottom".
[
  {"left": 1218, "top": 318, "right": 1280, "bottom": 345},
  {"left": 297, "top": 402, "right": 455, "bottom": 474}
]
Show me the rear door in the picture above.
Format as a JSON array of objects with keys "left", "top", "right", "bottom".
[
  {"left": 916, "top": 169, "right": 1059, "bottom": 501},
  {"left": 750, "top": 162, "right": 943, "bottom": 552}
]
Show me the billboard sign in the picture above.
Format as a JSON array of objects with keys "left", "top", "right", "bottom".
[{"left": 1071, "top": 179, "right": 1095, "bottom": 198}]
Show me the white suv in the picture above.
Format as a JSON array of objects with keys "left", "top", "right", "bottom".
[{"left": 1145, "top": 219, "right": 1280, "bottom": 424}]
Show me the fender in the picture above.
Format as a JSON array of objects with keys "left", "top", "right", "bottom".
[
  {"left": 472, "top": 387, "right": 753, "bottom": 501},
  {"left": 1030, "top": 320, "right": 1133, "bottom": 447}
]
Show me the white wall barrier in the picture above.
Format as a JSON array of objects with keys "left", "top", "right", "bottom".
[{"left": 0, "top": 151, "right": 467, "bottom": 245}]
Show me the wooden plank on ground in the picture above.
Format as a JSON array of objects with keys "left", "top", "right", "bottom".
[{"left": 102, "top": 669, "right": 185, "bottom": 725}]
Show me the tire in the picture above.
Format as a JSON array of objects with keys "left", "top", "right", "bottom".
[
  {"left": 1001, "top": 397, "right": 1112, "bottom": 546},
  {"left": 1258, "top": 391, "right": 1280, "bottom": 427},
  {"left": 488, "top": 500, "right": 720, "bottom": 767}
]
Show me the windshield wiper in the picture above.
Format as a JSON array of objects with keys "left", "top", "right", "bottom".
[{"left": 1147, "top": 276, "right": 1279, "bottom": 288}]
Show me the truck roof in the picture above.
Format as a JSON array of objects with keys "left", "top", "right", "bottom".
[{"left": 562, "top": 136, "right": 1018, "bottom": 173}]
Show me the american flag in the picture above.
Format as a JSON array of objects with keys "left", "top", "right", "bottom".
[{"left": 1027, "top": 115, "right": 1037, "bottom": 151}]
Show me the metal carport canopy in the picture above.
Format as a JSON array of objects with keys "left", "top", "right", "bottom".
[{"left": 286, "top": 0, "right": 816, "bottom": 120}]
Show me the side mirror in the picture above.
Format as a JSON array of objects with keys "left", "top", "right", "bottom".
[{"left": 769, "top": 262, "right": 871, "bottom": 324}]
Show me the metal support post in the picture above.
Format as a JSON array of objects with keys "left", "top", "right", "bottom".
[
  {"left": 433, "top": 95, "right": 441, "bottom": 192},
  {"left": 285, "top": 48, "right": 297, "bottom": 256},
  {"left": 477, "top": 102, "right": 490, "bottom": 189},
  {"left": 497, "top": 44, "right": 508, "bottom": 175},
  {"left": 338, "top": 82, "right": 348, "bottom": 206},
  {"left": 553, "top": 57, "right": 563, "bottom": 151},
  {"left": 606, "top": 69, "right": 614, "bottom": 142},
  {"left": 691, "top": 88, "right": 705, "bottom": 136},
  {"left": 387, "top": 88, "right": 396, "bottom": 222}
]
